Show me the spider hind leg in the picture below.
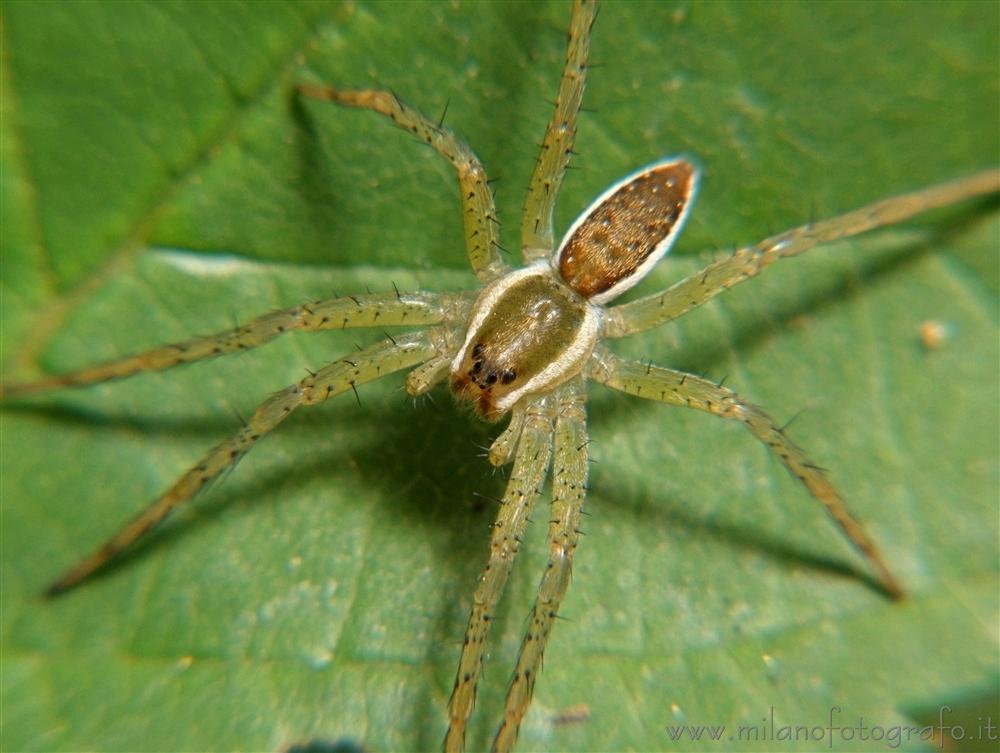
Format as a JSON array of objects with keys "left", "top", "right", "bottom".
[
  {"left": 605, "top": 168, "right": 1000, "bottom": 339},
  {"left": 297, "top": 84, "right": 507, "bottom": 283},
  {"left": 520, "top": 0, "right": 597, "bottom": 263}
]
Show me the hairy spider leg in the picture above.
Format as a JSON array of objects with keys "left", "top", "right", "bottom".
[
  {"left": 494, "top": 378, "right": 588, "bottom": 753},
  {"left": 445, "top": 394, "right": 556, "bottom": 753},
  {"left": 296, "top": 84, "right": 508, "bottom": 283},
  {"left": 588, "top": 347, "right": 904, "bottom": 599},
  {"left": 0, "top": 291, "right": 448, "bottom": 398},
  {"left": 44, "top": 331, "right": 440, "bottom": 596},
  {"left": 606, "top": 168, "right": 1000, "bottom": 338},
  {"left": 521, "top": 0, "right": 596, "bottom": 262}
]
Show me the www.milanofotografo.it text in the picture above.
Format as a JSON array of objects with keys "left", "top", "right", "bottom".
[{"left": 664, "top": 705, "right": 996, "bottom": 749}]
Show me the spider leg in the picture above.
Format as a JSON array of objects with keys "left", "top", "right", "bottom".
[
  {"left": 493, "top": 378, "right": 588, "bottom": 753},
  {"left": 605, "top": 167, "right": 1000, "bottom": 338},
  {"left": 297, "top": 84, "right": 508, "bottom": 283},
  {"left": 44, "top": 331, "right": 438, "bottom": 596},
  {"left": 445, "top": 394, "right": 557, "bottom": 753},
  {"left": 1, "top": 290, "right": 451, "bottom": 397},
  {"left": 588, "top": 347, "right": 904, "bottom": 599},
  {"left": 521, "top": 0, "right": 597, "bottom": 263}
]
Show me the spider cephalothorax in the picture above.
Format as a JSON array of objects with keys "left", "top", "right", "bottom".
[
  {"left": 3, "top": 2, "right": 997, "bottom": 753},
  {"left": 450, "top": 264, "right": 599, "bottom": 420}
]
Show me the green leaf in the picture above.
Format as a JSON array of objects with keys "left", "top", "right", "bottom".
[{"left": 2, "top": 2, "right": 997, "bottom": 751}]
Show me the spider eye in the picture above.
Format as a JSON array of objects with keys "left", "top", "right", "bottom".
[
  {"left": 500, "top": 369, "right": 517, "bottom": 385},
  {"left": 555, "top": 158, "right": 698, "bottom": 304}
]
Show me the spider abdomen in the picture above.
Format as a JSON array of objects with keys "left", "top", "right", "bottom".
[
  {"left": 450, "top": 265, "right": 599, "bottom": 420},
  {"left": 556, "top": 158, "right": 698, "bottom": 304}
]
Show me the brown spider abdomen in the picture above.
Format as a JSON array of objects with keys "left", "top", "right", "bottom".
[{"left": 557, "top": 159, "right": 696, "bottom": 304}]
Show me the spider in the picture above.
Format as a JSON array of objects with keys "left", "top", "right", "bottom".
[{"left": 2, "top": 1, "right": 997, "bottom": 751}]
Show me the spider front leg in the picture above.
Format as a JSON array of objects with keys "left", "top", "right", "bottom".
[
  {"left": 446, "top": 394, "right": 557, "bottom": 753},
  {"left": 43, "top": 331, "right": 439, "bottom": 596},
  {"left": 605, "top": 167, "right": 1000, "bottom": 338},
  {"left": 521, "top": 0, "right": 597, "bottom": 262},
  {"left": 588, "top": 346, "right": 904, "bottom": 600},
  {"left": 297, "top": 84, "right": 507, "bottom": 282},
  {"left": 493, "top": 378, "right": 588, "bottom": 753}
]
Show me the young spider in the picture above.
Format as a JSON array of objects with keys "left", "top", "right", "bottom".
[{"left": 3, "top": 1, "right": 996, "bottom": 752}]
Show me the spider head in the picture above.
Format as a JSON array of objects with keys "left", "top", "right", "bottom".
[{"left": 450, "top": 265, "right": 599, "bottom": 421}]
